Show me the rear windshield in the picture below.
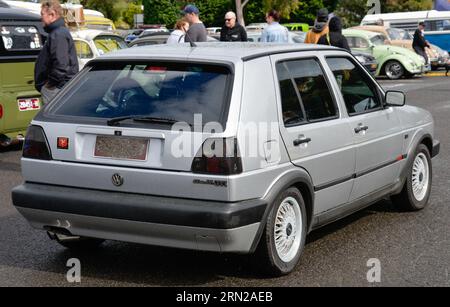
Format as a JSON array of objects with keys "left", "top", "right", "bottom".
[
  {"left": 93, "top": 36, "right": 127, "bottom": 55},
  {"left": 51, "top": 62, "right": 233, "bottom": 126},
  {"left": 1, "top": 25, "right": 42, "bottom": 51}
]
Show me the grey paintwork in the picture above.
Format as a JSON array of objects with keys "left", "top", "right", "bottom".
[{"left": 13, "top": 43, "right": 437, "bottom": 253}]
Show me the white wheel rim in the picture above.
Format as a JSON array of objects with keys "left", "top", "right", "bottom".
[
  {"left": 412, "top": 153, "right": 430, "bottom": 201},
  {"left": 274, "top": 196, "right": 302, "bottom": 263}
]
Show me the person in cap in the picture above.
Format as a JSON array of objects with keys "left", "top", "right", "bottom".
[
  {"left": 220, "top": 11, "right": 247, "bottom": 42},
  {"left": 413, "top": 22, "right": 431, "bottom": 65},
  {"left": 305, "top": 8, "right": 329, "bottom": 44},
  {"left": 317, "top": 16, "right": 350, "bottom": 51},
  {"left": 260, "top": 9, "right": 289, "bottom": 43},
  {"left": 182, "top": 4, "right": 207, "bottom": 43}
]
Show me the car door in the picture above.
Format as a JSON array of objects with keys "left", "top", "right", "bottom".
[
  {"left": 74, "top": 39, "right": 94, "bottom": 70},
  {"left": 271, "top": 53, "right": 356, "bottom": 215},
  {"left": 325, "top": 56, "right": 404, "bottom": 202}
]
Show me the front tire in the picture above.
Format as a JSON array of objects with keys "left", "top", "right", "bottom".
[
  {"left": 391, "top": 144, "right": 432, "bottom": 211},
  {"left": 385, "top": 60, "right": 405, "bottom": 80},
  {"left": 255, "top": 187, "right": 307, "bottom": 276}
]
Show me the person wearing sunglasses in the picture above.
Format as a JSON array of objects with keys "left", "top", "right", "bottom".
[{"left": 220, "top": 12, "right": 247, "bottom": 42}]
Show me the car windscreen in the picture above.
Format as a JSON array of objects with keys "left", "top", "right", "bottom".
[
  {"left": 0, "top": 25, "right": 42, "bottom": 51},
  {"left": 93, "top": 36, "right": 128, "bottom": 55},
  {"left": 370, "top": 35, "right": 386, "bottom": 46},
  {"left": 50, "top": 62, "right": 233, "bottom": 126}
]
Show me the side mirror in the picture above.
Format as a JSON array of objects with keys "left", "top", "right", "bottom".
[{"left": 385, "top": 90, "right": 406, "bottom": 107}]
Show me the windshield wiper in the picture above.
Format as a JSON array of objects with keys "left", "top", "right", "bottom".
[{"left": 107, "top": 116, "right": 190, "bottom": 127}]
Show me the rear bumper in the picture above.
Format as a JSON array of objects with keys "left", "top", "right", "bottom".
[{"left": 12, "top": 183, "right": 267, "bottom": 253}]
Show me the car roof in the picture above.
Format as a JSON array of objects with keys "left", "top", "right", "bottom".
[
  {"left": 0, "top": 7, "right": 40, "bottom": 21},
  {"left": 343, "top": 29, "right": 381, "bottom": 39},
  {"left": 352, "top": 25, "right": 388, "bottom": 34},
  {"left": 71, "top": 29, "right": 122, "bottom": 40},
  {"left": 97, "top": 42, "right": 341, "bottom": 63}
]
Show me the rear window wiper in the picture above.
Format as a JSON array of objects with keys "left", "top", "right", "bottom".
[{"left": 107, "top": 116, "right": 191, "bottom": 127}]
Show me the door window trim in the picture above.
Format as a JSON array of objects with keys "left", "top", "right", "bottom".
[{"left": 275, "top": 56, "right": 341, "bottom": 128}]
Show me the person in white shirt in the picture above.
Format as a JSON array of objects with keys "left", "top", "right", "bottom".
[{"left": 167, "top": 18, "right": 190, "bottom": 44}]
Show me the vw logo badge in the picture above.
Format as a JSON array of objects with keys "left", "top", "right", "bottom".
[{"left": 112, "top": 174, "right": 124, "bottom": 187}]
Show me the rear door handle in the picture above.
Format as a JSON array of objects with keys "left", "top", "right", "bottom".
[
  {"left": 293, "top": 137, "right": 312, "bottom": 147},
  {"left": 354, "top": 125, "right": 369, "bottom": 134}
]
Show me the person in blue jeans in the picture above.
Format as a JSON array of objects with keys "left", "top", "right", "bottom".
[{"left": 260, "top": 10, "right": 289, "bottom": 43}]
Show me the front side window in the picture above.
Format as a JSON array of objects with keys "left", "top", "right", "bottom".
[
  {"left": 326, "top": 57, "right": 381, "bottom": 115},
  {"left": 354, "top": 37, "right": 370, "bottom": 48},
  {"left": 50, "top": 62, "right": 232, "bottom": 126},
  {"left": 277, "top": 58, "right": 338, "bottom": 124},
  {"left": 370, "top": 34, "right": 387, "bottom": 46}
]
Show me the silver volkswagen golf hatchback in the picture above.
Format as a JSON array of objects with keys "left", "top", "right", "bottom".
[{"left": 12, "top": 43, "right": 440, "bottom": 276}]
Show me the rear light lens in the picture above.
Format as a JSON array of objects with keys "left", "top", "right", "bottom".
[
  {"left": 23, "top": 125, "right": 52, "bottom": 160},
  {"left": 192, "top": 138, "right": 242, "bottom": 175},
  {"left": 0, "top": 104, "right": 3, "bottom": 119}
]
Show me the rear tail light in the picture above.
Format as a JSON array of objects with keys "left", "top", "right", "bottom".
[
  {"left": 23, "top": 125, "right": 52, "bottom": 160},
  {"left": 191, "top": 138, "right": 242, "bottom": 175},
  {"left": 0, "top": 104, "right": 3, "bottom": 119}
]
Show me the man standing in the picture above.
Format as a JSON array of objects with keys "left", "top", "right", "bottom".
[
  {"left": 220, "top": 11, "right": 247, "bottom": 42},
  {"left": 305, "top": 8, "right": 329, "bottom": 44},
  {"left": 413, "top": 22, "right": 430, "bottom": 65},
  {"left": 183, "top": 4, "right": 207, "bottom": 43},
  {"left": 317, "top": 17, "right": 350, "bottom": 51},
  {"left": 35, "top": 0, "right": 78, "bottom": 104},
  {"left": 260, "top": 10, "right": 289, "bottom": 43}
]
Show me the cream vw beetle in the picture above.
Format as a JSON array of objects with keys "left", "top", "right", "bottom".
[{"left": 12, "top": 43, "right": 439, "bottom": 276}]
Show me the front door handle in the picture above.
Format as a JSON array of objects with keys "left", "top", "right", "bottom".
[
  {"left": 293, "top": 137, "right": 312, "bottom": 147},
  {"left": 354, "top": 125, "right": 369, "bottom": 134}
]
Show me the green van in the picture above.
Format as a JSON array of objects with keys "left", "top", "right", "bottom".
[{"left": 0, "top": 8, "right": 44, "bottom": 146}]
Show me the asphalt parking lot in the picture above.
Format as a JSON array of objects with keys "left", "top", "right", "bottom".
[{"left": 0, "top": 76, "right": 449, "bottom": 287}]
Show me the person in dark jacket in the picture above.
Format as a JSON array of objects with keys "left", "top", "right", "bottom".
[
  {"left": 220, "top": 11, "right": 247, "bottom": 42},
  {"left": 35, "top": 0, "right": 78, "bottom": 104},
  {"left": 413, "top": 22, "right": 430, "bottom": 65},
  {"left": 318, "top": 16, "right": 350, "bottom": 51}
]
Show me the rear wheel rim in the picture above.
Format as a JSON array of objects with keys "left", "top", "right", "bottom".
[
  {"left": 412, "top": 153, "right": 430, "bottom": 202},
  {"left": 274, "top": 196, "right": 302, "bottom": 263},
  {"left": 386, "top": 62, "right": 403, "bottom": 79}
]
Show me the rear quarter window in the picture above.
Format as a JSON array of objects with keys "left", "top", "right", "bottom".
[{"left": 0, "top": 25, "right": 42, "bottom": 51}]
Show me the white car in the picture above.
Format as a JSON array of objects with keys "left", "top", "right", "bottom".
[{"left": 71, "top": 29, "right": 128, "bottom": 70}]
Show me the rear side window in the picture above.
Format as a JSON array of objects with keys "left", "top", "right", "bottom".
[
  {"left": 0, "top": 25, "right": 42, "bottom": 51},
  {"left": 276, "top": 58, "right": 338, "bottom": 125},
  {"left": 50, "top": 62, "right": 233, "bottom": 126}
]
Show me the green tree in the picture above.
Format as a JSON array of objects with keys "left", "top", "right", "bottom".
[
  {"left": 81, "top": 0, "right": 122, "bottom": 21},
  {"left": 284, "top": 0, "right": 324, "bottom": 25},
  {"left": 122, "top": 3, "right": 144, "bottom": 26}
]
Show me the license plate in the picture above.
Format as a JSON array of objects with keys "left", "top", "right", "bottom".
[
  {"left": 94, "top": 136, "right": 149, "bottom": 161},
  {"left": 18, "top": 98, "right": 40, "bottom": 111}
]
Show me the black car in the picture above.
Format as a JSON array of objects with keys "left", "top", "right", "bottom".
[{"left": 353, "top": 52, "right": 378, "bottom": 75}]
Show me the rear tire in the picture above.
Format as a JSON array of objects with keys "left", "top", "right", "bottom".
[
  {"left": 255, "top": 187, "right": 307, "bottom": 276},
  {"left": 384, "top": 60, "right": 405, "bottom": 80},
  {"left": 391, "top": 144, "right": 432, "bottom": 211}
]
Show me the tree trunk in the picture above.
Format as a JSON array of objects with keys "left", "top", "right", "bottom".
[{"left": 235, "top": 0, "right": 250, "bottom": 27}]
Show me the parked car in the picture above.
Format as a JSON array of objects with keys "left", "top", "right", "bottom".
[
  {"left": 246, "top": 23, "right": 267, "bottom": 32},
  {"left": 353, "top": 52, "right": 378, "bottom": 75},
  {"left": 0, "top": 7, "right": 45, "bottom": 146},
  {"left": 206, "top": 27, "right": 221, "bottom": 35},
  {"left": 246, "top": 31, "right": 305, "bottom": 43},
  {"left": 352, "top": 25, "right": 442, "bottom": 70},
  {"left": 283, "top": 23, "right": 309, "bottom": 32},
  {"left": 139, "top": 27, "right": 170, "bottom": 38},
  {"left": 71, "top": 29, "right": 128, "bottom": 70},
  {"left": 129, "top": 32, "right": 217, "bottom": 47},
  {"left": 343, "top": 29, "right": 427, "bottom": 79},
  {"left": 84, "top": 15, "right": 115, "bottom": 31},
  {"left": 124, "top": 29, "right": 144, "bottom": 44},
  {"left": 12, "top": 43, "right": 439, "bottom": 276}
]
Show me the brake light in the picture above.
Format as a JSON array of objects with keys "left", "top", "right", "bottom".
[
  {"left": 23, "top": 125, "right": 52, "bottom": 160},
  {"left": 0, "top": 104, "right": 3, "bottom": 119},
  {"left": 191, "top": 138, "right": 242, "bottom": 175}
]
